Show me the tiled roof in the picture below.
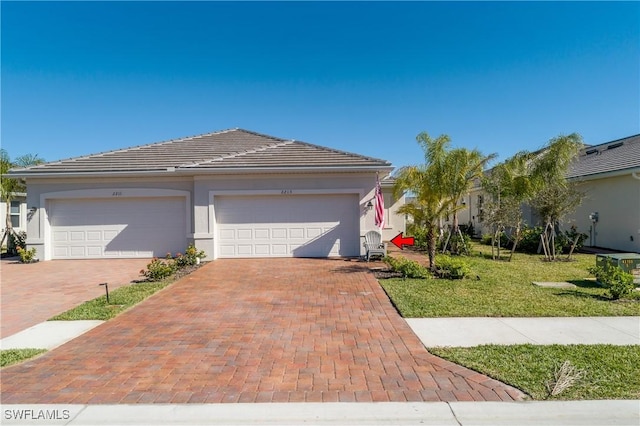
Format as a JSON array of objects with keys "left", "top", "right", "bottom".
[
  {"left": 567, "top": 134, "right": 640, "bottom": 179},
  {"left": 10, "top": 129, "right": 391, "bottom": 175}
]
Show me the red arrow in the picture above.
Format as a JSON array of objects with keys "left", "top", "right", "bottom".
[{"left": 390, "top": 232, "right": 415, "bottom": 249}]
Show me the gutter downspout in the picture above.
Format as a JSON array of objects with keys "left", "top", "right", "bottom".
[{"left": 632, "top": 172, "right": 640, "bottom": 180}]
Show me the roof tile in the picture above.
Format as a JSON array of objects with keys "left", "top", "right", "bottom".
[{"left": 12, "top": 129, "right": 391, "bottom": 175}]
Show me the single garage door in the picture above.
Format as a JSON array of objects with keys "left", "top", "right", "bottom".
[
  {"left": 50, "top": 197, "right": 187, "bottom": 259},
  {"left": 215, "top": 194, "right": 359, "bottom": 258}
]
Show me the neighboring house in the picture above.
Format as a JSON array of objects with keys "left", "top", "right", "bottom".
[
  {"left": 456, "top": 134, "right": 640, "bottom": 253},
  {"left": 0, "top": 192, "right": 28, "bottom": 236},
  {"left": 8, "top": 129, "right": 393, "bottom": 261},
  {"left": 565, "top": 134, "right": 640, "bottom": 253},
  {"left": 379, "top": 177, "right": 406, "bottom": 241}
]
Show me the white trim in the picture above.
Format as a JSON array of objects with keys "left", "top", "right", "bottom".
[
  {"left": 208, "top": 189, "right": 365, "bottom": 259},
  {"left": 38, "top": 188, "right": 192, "bottom": 260},
  {"left": 10, "top": 166, "right": 394, "bottom": 179}
]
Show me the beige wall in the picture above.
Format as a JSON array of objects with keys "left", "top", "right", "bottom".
[
  {"left": 566, "top": 173, "right": 640, "bottom": 253},
  {"left": 379, "top": 186, "right": 406, "bottom": 241},
  {"left": 0, "top": 196, "right": 27, "bottom": 236},
  {"left": 24, "top": 171, "right": 385, "bottom": 260}
]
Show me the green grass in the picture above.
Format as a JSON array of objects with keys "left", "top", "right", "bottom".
[
  {"left": 380, "top": 244, "right": 640, "bottom": 317},
  {"left": 1, "top": 349, "right": 47, "bottom": 368},
  {"left": 50, "top": 279, "right": 173, "bottom": 321},
  {"left": 430, "top": 344, "right": 640, "bottom": 400}
]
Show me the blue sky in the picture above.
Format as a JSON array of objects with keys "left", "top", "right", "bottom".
[{"left": 2, "top": 1, "right": 639, "bottom": 170}]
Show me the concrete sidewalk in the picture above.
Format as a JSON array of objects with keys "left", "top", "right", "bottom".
[
  {"left": 406, "top": 317, "right": 640, "bottom": 347},
  {"left": 3, "top": 316, "right": 638, "bottom": 351},
  {"left": 1, "top": 401, "right": 638, "bottom": 425}
]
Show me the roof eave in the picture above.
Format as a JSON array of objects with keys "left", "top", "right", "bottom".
[
  {"left": 567, "top": 166, "right": 640, "bottom": 182},
  {"left": 8, "top": 165, "right": 394, "bottom": 179}
]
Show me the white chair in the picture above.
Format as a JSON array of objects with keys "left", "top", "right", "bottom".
[{"left": 363, "top": 230, "right": 387, "bottom": 261}]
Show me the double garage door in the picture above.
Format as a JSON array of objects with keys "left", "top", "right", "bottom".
[
  {"left": 215, "top": 194, "right": 359, "bottom": 258},
  {"left": 48, "top": 193, "right": 360, "bottom": 259},
  {"left": 50, "top": 197, "right": 186, "bottom": 259}
]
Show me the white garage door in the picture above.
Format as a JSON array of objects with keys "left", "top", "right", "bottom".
[
  {"left": 215, "top": 194, "right": 359, "bottom": 258},
  {"left": 50, "top": 197, "right": 187, "bottom": 259}
]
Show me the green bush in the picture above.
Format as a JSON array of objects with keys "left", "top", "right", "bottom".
[
  {"left": 384, "top": 256, "right": 430, "bottom": 279},
  {"left": 588, "top": 265, "right": 636, "bottom": 300},
  {"left": 16, "top": 246, "right": 37, "bottom": 263},
  {"left": 439, "top": 231, "right": 471, "bottom": 255},
  {"left": 7, "top": 231, "right": 26, "bottom": 255},
  {"left": 407, "top": 224, "right": 429, "bottom": 250},
  {"left": 435, "top": 254, "right": 471, "bottom": 279},
  {"left": 518, "top": 226, "right": 543, "bottom": 254},
  {"left": 174, "top": 244, "right": 206, "bottom": 268},
  {"left": 140, "top": 257, "right": 176, "bottom": 281}
]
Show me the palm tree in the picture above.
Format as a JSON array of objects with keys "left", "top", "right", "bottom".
[
  {"left": 441, "top": 147, "right": 497, "bottom": 252},
  {"left": 394, "top": 132, "right": 451, "bottom": 269},
  {"left": 0, "top": 149, "right": 44, "bottom": 251},
  {"left": 482, "top": 151, "right": 534, "bottom": 260}
]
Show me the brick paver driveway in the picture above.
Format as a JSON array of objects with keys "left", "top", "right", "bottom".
[
  {"left": 0, "top": 258, "right": 526, "bottom": 403},
  {"left": 0, "top": 258, "right": 150, "bottom": 338}
]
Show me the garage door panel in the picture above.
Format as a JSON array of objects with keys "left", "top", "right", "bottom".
[
  {"left": 50, "top": 197, "right": 186, "bottom": 259},
  {"left": 216, "top": 194, "right": 358, "bottom": 258}
]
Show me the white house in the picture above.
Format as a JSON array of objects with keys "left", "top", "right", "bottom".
[
  {"left": 455, "top": 134, "right": 640, "bottom": 253},
  {"left": 0, "top": 192, "right": 28, "bottom": 237},
  {"left": 9, "top": 129, "right": 395, "bottom": 261},
  {"left": 564, "top": 134, "right": 640, "bottom": 253},
  {"left": 380, "top": 177, "right": 406, "bottom": 241}
]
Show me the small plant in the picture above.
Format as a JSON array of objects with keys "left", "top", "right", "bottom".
[
  {"left": 175, "top": 244, "right": 206, "bottom": 268},
  {"left": 435, "top": 255, "right": 470, "bottom": 279},
  {"left": 16, "top": 246, "right": 37, "bottom": 263},
  {"left": 140, "top": 257, "right": 176, "bottom": 281},
  {"left": 545, "top": 360, "right": 585, "bottom": 398},
  {"left": 384, "top": 256, "right": 430, "bottom": 279},
  {"left": 7, "top": 231, "right": 27, "bottom": 255},
  {"left": 588, "top": 265, "right": 636, "bottom": 300}
]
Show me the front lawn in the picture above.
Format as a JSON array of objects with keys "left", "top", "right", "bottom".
[
  {"left": 380, "top": 244, "right": 640, "bottom": 317},
  {"left": 50, "top": 279, "right": 174, "bottom": 321},
  {"left": 1, "top": 349, "right": 47, "bottom": 368},
  {"left": 430, "top": 344, "right": 640, "bottom": 400}
]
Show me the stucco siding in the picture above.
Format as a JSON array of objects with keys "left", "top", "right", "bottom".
[
  {"left": 380, "top": 187, "right": 406, "bottom": 241},
  {"left": 566, "top": 174, "right": 640, "bottom": 253},
  {"left": 24, "top": 172, "right": 385, "bottom": 260}
]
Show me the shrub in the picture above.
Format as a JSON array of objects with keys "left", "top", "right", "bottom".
[
  {"left": 435, "top": 255, "right": 471, "bottom": 279},
  {"left": 439, "top": 232, "right": 472, "bottom": 256},
  {"left": 480, "top": 234, "right": 493, "bottom": 246},
  {"left": 140, "top": 257, "right": 176, "bottom": 281},
  {"left": 407, "top": 224, "right": 429, "bottom": 251},
  {"left": 7, "top": 231, "right": 27, "bottom": 255},
  {"left": 518, "top": 226, "right": 543, "bottom": 254},
  {"left": 588, "top": 265, "right": 636, "bottom": 300},
  {"left": 16, "top": 246, "right": 37, "bottom": 263},
  {"left": 384, "top": 256, "right": 430, "bottom": 279},
  {"left": 562, "top": 226, "right": 588, "bottom": 253},
  {"left": 175, "top": 244, "right": 206, "bottom": 268}
]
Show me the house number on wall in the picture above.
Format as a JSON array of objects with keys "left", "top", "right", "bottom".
[
  {"left": 281, "top": 190, "right": 293, "bottom": 195},
  {"left": 112, "top": 191, "right": 123, "bottom": 197}
]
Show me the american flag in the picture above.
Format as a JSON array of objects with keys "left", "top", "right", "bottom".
[{"left": 375, "top": 175, "right": 385, "bottom": 230}]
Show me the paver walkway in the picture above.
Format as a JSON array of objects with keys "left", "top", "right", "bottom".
[
  {"left": 0, "top": 258, "right": 525, "bottom": 404},
  {"left": 0, "top": 258, "right": 150, "bottom": 338}
]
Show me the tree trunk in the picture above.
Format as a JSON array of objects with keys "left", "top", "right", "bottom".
[
  {"left": 508, "top": 224, "right": 521, "bottom": 262},
  {"left": 426, "top": 225, "right": 437, "bottom": 269},
  {"left": 1, "top": 199, "right": 14, "bottom": 249}
]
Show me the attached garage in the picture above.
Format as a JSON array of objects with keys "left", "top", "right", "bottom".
[
  {"left": 49, "top": 197, "right": 187, "bottom": 259},
  {"left": 215, "top": 194, "right": 360, "bottom": 258},
  {"left": 13, "top": 129, "right": 393, "bottom": 261}
]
